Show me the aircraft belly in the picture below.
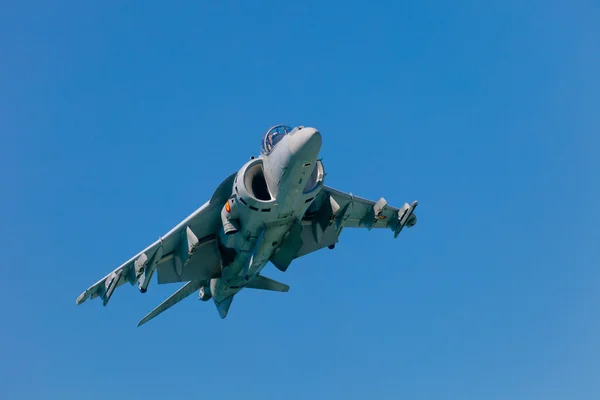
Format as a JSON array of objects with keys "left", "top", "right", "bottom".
[
  {"left": 212, "top": 220, "right": 292, "bottom": 303},
  {"left": 211, "top": 139, "right": 323, "bottom": 308}
]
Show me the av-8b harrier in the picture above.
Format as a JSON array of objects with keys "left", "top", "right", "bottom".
[{"left": 76, "top": 125, "right": 418, "bottom": 326}]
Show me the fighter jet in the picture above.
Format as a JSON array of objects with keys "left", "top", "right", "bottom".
[{"left": 76, "top": 125, "right": 418, "bottom": 326}]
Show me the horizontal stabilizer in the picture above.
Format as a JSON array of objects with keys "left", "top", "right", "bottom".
[
  {"left": 137, "top": 280, "right": 202, "bottom": 327},
  {"left": 245, "top": 275, "right": 290, "bottom": 292}
]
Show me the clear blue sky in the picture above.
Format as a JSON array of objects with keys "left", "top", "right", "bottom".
[{"left": 2, "top": 1, "right": 599, "bottom": 399}]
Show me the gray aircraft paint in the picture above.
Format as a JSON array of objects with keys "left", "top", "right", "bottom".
[
  {"left": 211, "top": 126, "right": 323, "bottom": 313},
  {"left": 75, "top": 125, "right": 418, "bottom": 326}
]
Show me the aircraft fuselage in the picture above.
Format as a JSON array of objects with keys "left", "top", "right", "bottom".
[{"left": 205, "top": 126, "right": 324, "bottom": 315}]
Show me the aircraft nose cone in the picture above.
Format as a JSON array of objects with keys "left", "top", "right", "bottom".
[{"left": 289, "top": 127, "right": 322, "bottom": 160}]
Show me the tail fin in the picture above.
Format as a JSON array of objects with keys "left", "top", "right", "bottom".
[{"left": 212, "top": 275, "right": 287, "bottom": 319}]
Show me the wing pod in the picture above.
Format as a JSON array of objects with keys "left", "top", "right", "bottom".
[
  {"left": 392, "top": 200, "right": 418, "bottom": 238},
  {"left": 101, "top": 270, "right": 123, "bottom": 306},
  {"left": 332, "top": 199, "right": 353, "bottom": 235},
  {"left": 137, "top": 246, "right": 164, "bottom": 293},
  {"left": 369, "top": 197, "right": 388, "bottom": 230},
  {"left": 172, "top": 226, "right": 201, "bottom": 277}
]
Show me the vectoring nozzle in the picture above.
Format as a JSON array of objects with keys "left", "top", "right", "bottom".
[{"left": 221, "top": 198, "right": 240, "bottom": 235}]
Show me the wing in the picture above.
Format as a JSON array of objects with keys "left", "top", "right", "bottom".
[
  {"left": 75, "top": 172, "right": 236, "bottom": 307},
  {"left": 322, "top": 185, "right": 418, "bottom": 232},
  {"left": 270, "top": 185, "right": 418, "bottom": 272}
]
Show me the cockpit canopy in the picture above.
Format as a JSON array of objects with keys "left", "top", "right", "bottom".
[{"left": 260, "top": 124, "right": 295, "bottom": 155}]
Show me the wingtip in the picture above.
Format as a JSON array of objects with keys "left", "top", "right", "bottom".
[
  {"left": 137, "top": 311, "right": 156, "bottom": 327},
  {"left": 76, "top": 292, "right": 88, "bottom": 305}
]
